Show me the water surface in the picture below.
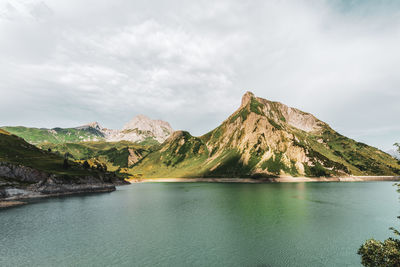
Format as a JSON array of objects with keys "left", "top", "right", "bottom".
[{"left": 0, "top": 182, "right": 399, "bottom": 266}]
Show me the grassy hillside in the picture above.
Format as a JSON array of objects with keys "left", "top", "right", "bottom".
[
  {"left": 129, "top": 92, "right": 400, "bottom": 178},
  {"left": 1, "top": 126, "right": 105, "bottom": 145},
  {"left": 4, "top": 93, "right": 398, "bottom": 179},
  {"left": 0, "top": 129, "right": 99, "bottom": 176},
  {"left": 39, "top": 141, "right": 152, "bottom": 172},
  {"left": 128, "top": 131, "right": 209, "bottom": 178},
  {"left": 292, "top": 127, "right": 400, "bottom": 176}
]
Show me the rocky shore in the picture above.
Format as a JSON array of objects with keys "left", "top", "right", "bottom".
[{"left": 0, "top": 161, "right": 123, "bottom": 208}]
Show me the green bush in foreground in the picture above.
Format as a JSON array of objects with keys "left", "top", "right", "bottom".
[
  {"left": 358, "top": 238, "right": 400, "bottom": 267},
  {"left": 358, "top": 184, "right": 400, "bottom": 266}
]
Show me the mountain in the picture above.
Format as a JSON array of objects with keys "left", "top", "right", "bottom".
[
  {"left": 104, "top": 115, "right": 174, "bottom": 144},
  {"left": 39, "top": 141, "right": 152, "bottom": 172},
  {"left": 76, "top": 122, "right": 103, "bottom": 131},
  {"left": 1, "top": 115, "right": 174, "bottom": 145},
  {"left": 0, "top": 129, "right": 122, "bottom": 202},
  {"left": 1, "top": 125, "right": 105, "bottom": 144},
  {"left": 130, "top": 92, "right": 400, "bottom": 178}
]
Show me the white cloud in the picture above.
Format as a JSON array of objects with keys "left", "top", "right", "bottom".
[{"left": 0, "top": 0, "right": 399, "bottom": 149}]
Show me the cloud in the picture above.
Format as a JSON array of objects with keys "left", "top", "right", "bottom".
[{"left": 0, "top": 0, "right": 399, "bottom": 150}]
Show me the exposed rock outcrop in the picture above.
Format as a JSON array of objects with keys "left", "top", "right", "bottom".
[
  {"left": 2, "top": 115, "right": 174, "bottom": 145},
  {"left": 131, "top": 91, "right": 400, "bottom": 178},
  {"left": 104, "top": 115, "right": 173, "bottom": 143},
  {"left": 0, "top": 161, "right": 117, "bottom": 200}
]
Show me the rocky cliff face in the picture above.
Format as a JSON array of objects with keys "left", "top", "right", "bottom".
[
  {"left": 76, "top": 122, "right": 103, "bottom": 131},
  {"left": 131, "top": 92, "right": 400, "bottom": 178},
  {"left": 0, "top": 161, "right": 116, "bottom": 200},
  {"left": 0, "top": 129, "right": 124, "bottom": 202},
  {"left": 104, "top": 115, "right": 174, "bottom": 144}
]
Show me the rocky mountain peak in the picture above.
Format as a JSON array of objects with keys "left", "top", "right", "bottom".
[
  {"left": 104, "top": 115, "right": 174, "bottom": 143},
  {"left": 241, "top": 91, "right": 255, "bottom": 107},
  {"left": 70, "top": 116, "right": 174, "bottom": 144},
  {"left": 238, "top": 92, "right": 325, "bottom": 133},
  {"left": 123, "top": 115, "right": 172, "bottom": 132},
  {"left": 77, "top": 121, "right": 102, "bottom": 131}
]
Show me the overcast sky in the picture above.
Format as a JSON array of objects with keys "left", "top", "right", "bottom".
[{"left": 0, "top": 0, "right": 399, "bottom": 150}]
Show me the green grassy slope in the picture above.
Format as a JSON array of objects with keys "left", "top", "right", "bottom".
[
  {"left": 0, "top": 129, "right": 99, "bottom": 176},
  {"left": 127, "top": 131, "right": 209, "bottom": 178},
  {"left": 129, "top": 93, "right": 400, "bottom": 178},
  {"left": 291, "top": 127, "right": 400, "bottom": 176},
  {"left": 39, "top": 141, "right": 151, "bottom": 172},
  {"left": 4, "top": 93, "right": 398, "bottom": 179},
  {"left": 1, "top": 126, "right": 105, "bottom": 145}
]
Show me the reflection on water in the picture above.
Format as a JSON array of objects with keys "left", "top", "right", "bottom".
[{"left": 0, "top": 182, "right": 398, "bottom": 267}]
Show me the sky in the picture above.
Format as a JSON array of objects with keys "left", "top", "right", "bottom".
[{"left": 0, "top": 0, "right": 399, "bottom": 151}]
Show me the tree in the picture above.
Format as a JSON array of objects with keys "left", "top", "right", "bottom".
[
  {"left": 395, "top": 143, "right": 400, "bottom": 153},
  {"left": 358, "top": 184, "right": 400, "bottom": 266}
]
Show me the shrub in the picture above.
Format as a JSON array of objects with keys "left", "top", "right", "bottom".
[
  {"left": 358, "top": 238, "right": 400, "bottom": 267},
  {"left": 358, "top": 184, "right": 400, "bottom": 266}
]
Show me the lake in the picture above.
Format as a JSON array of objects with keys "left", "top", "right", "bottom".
[{"left": 0, "top": 182, "right": 399, "bottom": 266}]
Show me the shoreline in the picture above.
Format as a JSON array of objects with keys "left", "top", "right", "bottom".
[
  {"left": 128, "top": 176, "right": 400, "bottom": 184},
  {"left": 0, "top": 185, "right": 117, "bottom": 209},
  {"left": 0, "top": 200, "right": 27, "bottom": 209}
]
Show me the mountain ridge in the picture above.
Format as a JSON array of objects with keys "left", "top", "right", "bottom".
[
  {"left": 1, "top": 115, "right": 174, "bottom": 145},
  {"left": 0, "top": 129, "right": 124, "bottom": 202},
  {"left": 2, "top": 92, "right": 398, "bottom": 179},
  {"left": 130, "top": 92, "right": 400, "bottom": 178}
]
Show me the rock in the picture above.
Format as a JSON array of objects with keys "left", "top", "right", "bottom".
[
  {"left": 0, "top": 161, "right": 117, "bottom": 201},
  {"left": 80, "top": 115, "right": 174, "bottom": 144},
  {"left": 241, "top": 91, "right": 255, "bottom": 107}
]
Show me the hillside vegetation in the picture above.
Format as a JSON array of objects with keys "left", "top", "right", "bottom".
[
  {"left": 1, "top": 126, "right": 104, "bottom": 145},
  {"left": 1, "top": 115, "right": 174, "bottom": 145},
  {"left": 130, "top": 92, "right": 400, "bottom": 178},
  {"left": 0, "top": 129, "right": 93, "bottom": 176},
  {"left": 4, "top": 92, "right": 399, "bottom": 179},
  {"left": 39, "top": 141, "right": 152, "bottom": 172}
]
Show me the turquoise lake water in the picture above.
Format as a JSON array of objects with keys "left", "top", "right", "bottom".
[{"left": 0, "top": 182, "right": 399, "bottom": 266}]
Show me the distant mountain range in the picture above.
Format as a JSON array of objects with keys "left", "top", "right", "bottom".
[
  {"left": 2, "top": 92, "right": 400, "bottom": 179},
  {"left": 1, "top": 115, "right": 174, "bottom": 145}
]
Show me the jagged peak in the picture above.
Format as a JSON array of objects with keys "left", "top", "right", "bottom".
[
  {"left": 77, "top": 122, "right": 102, "bottom": 130},
  {"left": 234, "top": 92, "right": 326, "bottom": 133},
  {"left": 241, "top": 91, "right": 255, "bottom": 107},
  {"left": 123, "top": 114, "right": 172, "bottom": 131}
]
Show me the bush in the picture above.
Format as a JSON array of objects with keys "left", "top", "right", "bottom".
[
  {"left": 358, "top": 239, "right": 400, "bottom": 267},
  {"left": 358, "top": 184, "right": 400, "bottom": 266}
]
